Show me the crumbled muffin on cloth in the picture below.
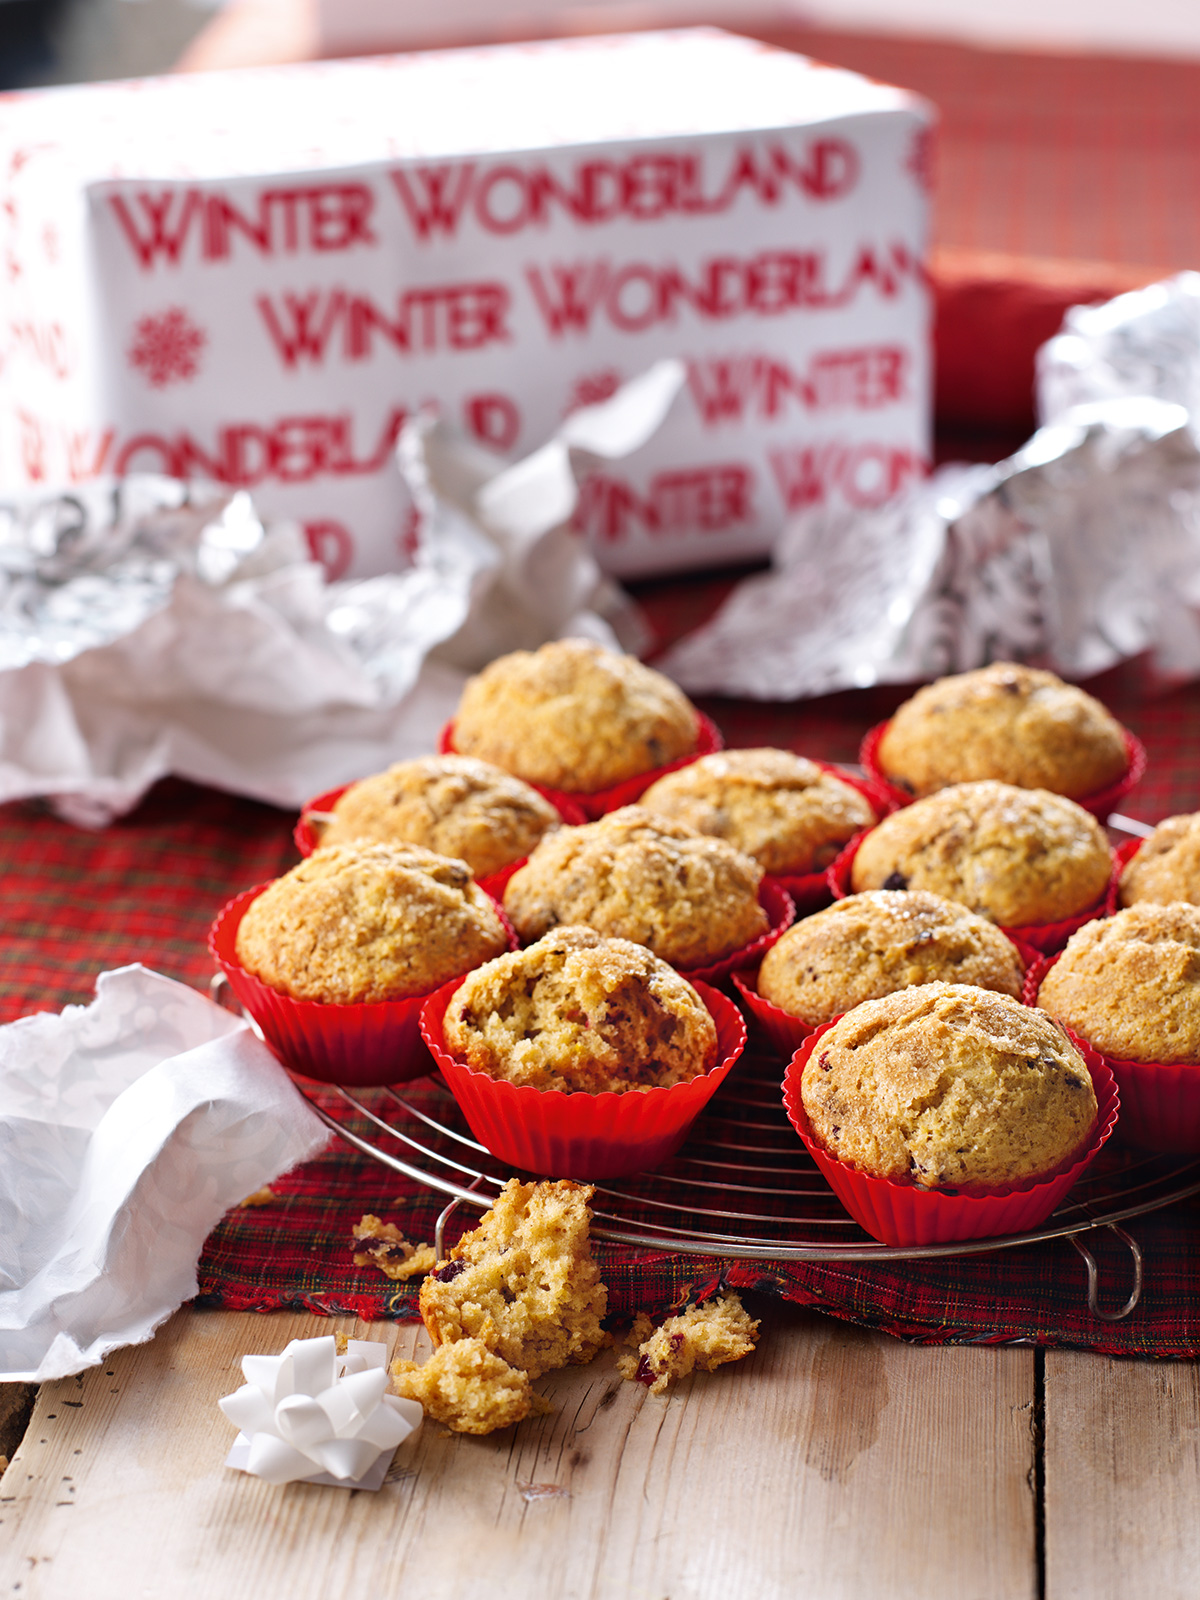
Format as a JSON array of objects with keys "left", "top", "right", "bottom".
[
  {"left": 504, "top": 806, "right": 766, "bottom": 970},
  {"left": 235, "top": 841, "right": 508, "bottom": 1003},
  {"left": 391, "top": 1339, "right": 532, "bottom": 1434},
  {"left": 318, "top": 755, "right": 562, "bottom": 878},
  {"left": 801, "top": 984, "right": 1098, "bottom": 1190},
  {"left": 759, "top": 890, "right": 1025, "bottom": 1025},
  {"left": 1038, "top": 903, "right": 1200, "bottom": 1063},
  {"left": 1119, "top": 814, "right": 1200, "bottom": 908},
  {"left": 877, "top": 663, "right": 1128, "bottom": 798},
  {"left": 418, "top": 1178, "right": 608, "bottom": 1380},
  {"left": 639, "top": 748, "right": 875, "bottom": 875},
  {"left": 849, "top": 781, "right": 1111, "bottom": 927},
  {"left": 351, "top": 1215, "right": 438, "bottom": 1282},
  {"left": 616, "top": 1292, "right": 760, "bottom": 1395},
  {"left": 453, "top": 638, "right": 699, "bottom": 792},
  {"left": 444, "top": 927, "right": 717, "bottom": 1093}
]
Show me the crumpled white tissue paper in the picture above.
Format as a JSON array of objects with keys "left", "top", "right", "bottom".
[
  {"left": 220, "top": 1334, "right": 422, "bottom": 1489},
  {"left": 0, "top": 360, "right": 681, "bottom": 825},
  {"left": 0, "top": 965, "right": 329, "bottom": 1383}
]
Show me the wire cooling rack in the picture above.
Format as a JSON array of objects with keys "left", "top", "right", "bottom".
[{"left": 290, "top": 1033, "right": 1200, "bottom": 1322}]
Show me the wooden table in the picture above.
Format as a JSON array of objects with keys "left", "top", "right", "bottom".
[{"left": 2, "top": 1295, "right": 1198, "bottom": 1599}]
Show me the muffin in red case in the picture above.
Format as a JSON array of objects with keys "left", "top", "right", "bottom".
[
  {"left": 673, "top": 879, "right": 795, "bottom": 985},
  {"left": 209, "top": 884, "right": 516, "bottom": 1088},
  {"left": 827, "top": 832, "right": 1116, "bottom": 956},
  {"left": 420, "top": 977, "right": 746, "bottom": 1180},
  {"left": 782, "top": 1016, "right": 1119, "bottom": 1246},
  {"left": 438, "top": 710, "right": 724, "bottom": 820},
  {"left": 860, "top": 719, "right": 1146, "bottom": 822},
  {"left": 761, "top": 764, "right": 898, "bottom": 915},
  {"left": 1029, "top": 948, "right": 1200, "bottom": 1153}
]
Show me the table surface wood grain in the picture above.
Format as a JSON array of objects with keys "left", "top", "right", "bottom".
[{"left": 2, "top": 1301, "right": 1196, "bottom": 1600}]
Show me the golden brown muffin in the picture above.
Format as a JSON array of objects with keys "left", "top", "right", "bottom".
[
  {"left": 849, "top": 781, "right": 1111, "bottom": 927},
  {"left": 318, "top": 755, "right": 562, "bottom": 878},
  {"left": 390, "top": 1339, "right": 531, "bottom": 1434},
  {"left": 418, "top": 1179, "right": 607, "bottom": 1379},
  {"left": 1119, "top": 814, "right": 1200, "bottom": 907},
  {"left": 801, "top": 983, "right": 1098, "bottom": 1189},
  {"left": 1037, "top": 903, "right": 1200, "bottom": 1063},
  {"left": 453, "top": 638, "right": 698, "bottom": 792},
  {"left": 615, "top": 1292, "right": 760, "bottom": 1395},
  {"left": 759, "top": 890, "right": 1025, "bottom": 1024},
  {"left": 504, "top": 806, "right": 767, "bottom": 970},
  {"left": 235, "top": 841, "right": 508, "bottom": 1003},
  {"left": 877, "top": 663, "right": 1127, "bottom": 798},
  {"left": 443, "top": 926, "right": 717, "bottom": 1093},
  {"left": 639, "top": 748, "right": 876, "bottom": 875}
]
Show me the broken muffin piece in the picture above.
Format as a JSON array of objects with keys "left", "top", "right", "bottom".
[
  {"left": 616, "top": 1291, "right": 760, "bottom": 1395},
  {"left": 418, "top": 1178, "right": 608, "bottom": 1379},
  {"left": 391, "top": 1338, "right": 532, "bottom": 1434},
  {"left": 351, "top": 1214, "right": 438, "bottom": 1282}
]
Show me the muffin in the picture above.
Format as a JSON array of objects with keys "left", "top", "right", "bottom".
[
  {"left": 390, "top": 1339, "right": 532, "bottom": 1435},
  {"left": 452, "top": 638, "right": 699, "bottom": 792},
  {"left": 418, "top": 1178, "right": 608, "bottom": 1379},
  {"left": 316, "top": 755, "right": 562, "bottom": 878},
  {"left": 800, "top": 983, "right": 1098, "bottom": 1189},
  {"left": 849, "top": 781, "right": 1111, "bottom": 927},
  {"left": 1037, "top": 902, "right": 1200, "bottom": 1063},
  {"left": 235, "top": 841, "right": 508, "bottom": 1004},
  {"left": 443, "top": 926, "right": 718, "bottom": 1093},
  {"left": 503, "top": 805, "right": 767, "bottom": 970},
  {"left": 639, "top": 748, "right": 876, "bottom": 876},
  {"left": 876, "top": 663, "right": 1128, "bottom": 798},
  {"left": 758, "top": 890, "right": 1025, "bottom": 1025},
  {"left": 1119, "top": 814, "right": 1200, "bottom": 907}
]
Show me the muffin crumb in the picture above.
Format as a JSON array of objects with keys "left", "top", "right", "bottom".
[
  {"left": 615, "top": 1293, "right": 759, "bottom": 1395},
  {"left": 352, "top": 1215, "right": 438, "bottom": 1282},
  {"left": 390, "top": 1339, "right": 532, "bottom": 1434}
]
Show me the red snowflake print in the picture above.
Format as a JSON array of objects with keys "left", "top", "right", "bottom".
[
  {"left": 128, "top": 307, "right": 207, "bottom": 388},
  {"left": 565, "top": 369, "right": 622, "bottom": 414}
]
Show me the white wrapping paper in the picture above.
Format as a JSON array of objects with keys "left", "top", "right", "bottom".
[
  {"left": 0, "top": 363, "right": 678, "bottom": 825},
  {"left": 0, "top": 966, "right": 329, "bottom": 1383}
]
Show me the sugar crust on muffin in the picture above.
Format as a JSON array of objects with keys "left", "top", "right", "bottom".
[
  {"left": 443, "top": 926, "right": 717, "bottom": 1093},
  {"left": 876, "top": 663, "right": 1128, "bottom": 799},
  {"left": 235, "top": 841, "right": 508, "bottom": 1003},
  {"left": 759, "top": 889, "right": 1025, "bottom": 1025},
  {"left": 1037, "top": 902, "right": 1200, "bottom": 1063},
  {"left": 503, "top": 806, "right": 767, "bottom": 970},
  {"left": 1119, "top": 814, "right": 1200, "bottom": 908},
  {"left": 453, "top": 638, "right": 699, "bottom": 792},
  {"left": 800, "top": 983, "right": 1098, "bottom": 1190},
  {"left": 639, "top": 747, "right": 876, "bottom": 875},
  {"left": 849, "top": 781, "right": 1111, "bottom": 927},
  {"left": 319, "top": 755, "right": 561, "bottom": 878}
]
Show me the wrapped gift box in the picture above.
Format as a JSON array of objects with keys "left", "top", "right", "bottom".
[{"left": 0, "top": 28, "right": 932, "bottom": 579}]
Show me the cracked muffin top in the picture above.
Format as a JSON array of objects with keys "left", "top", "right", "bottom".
[
  {"left": 503, "top": 805, "right": 767, "bottom": 970},
  {"left": 877, "top": 663, "right": 1127, "bottom": 799},
  {"left": 1037, "top": 902, "right": 1200, "bottom": 1063},
  {"left": 452, "top": 638, "right": 699, "bottom": 792},
  {"left": 759, "top": 889, "right": 1025, "bottom": 1025},
  {"left": 639, "top": 747, "right": 876, "bottom": 876},
  {"left": 849, "top": 781, "right": 1111, "bottom": 927},
  {"left": 443, "top": 925, "right": 718, "bottom": 1093},
  {"left": 317, "top": 755, "right": 562, "bottom": 878},
  {"left": 1119, "top": 814, "right": 1200, "bottom": 909},
  {"left": 235, "top": 841, "right": 508, "bottom": 1004},
  {"left": 800, "top": 983, "right": 1098, "bottom": 1190}
]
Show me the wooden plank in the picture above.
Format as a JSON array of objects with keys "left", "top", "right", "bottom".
[
  {"left": 1044, "top": 1350, "right": 1200, "bottom": 1600},
  {"left": 0, "top": 1303, "right": 1036, "bottom": 1600}
]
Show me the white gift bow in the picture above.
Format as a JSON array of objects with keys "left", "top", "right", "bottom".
[{"left": 219, "top": 1335, "right": 422, "bottom": 1485}]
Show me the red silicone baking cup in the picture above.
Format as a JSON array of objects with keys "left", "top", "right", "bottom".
[
  {"left": 782, "top": 1017, "right": 1119, "bottom": 1246},
  {"left": 673, "top": 878, "right": 795, "bottom": 984},
  {"left": 860, "top": 720, "right": 1146, "bottom": 822},
  {"left": 209, "top": 884, "right": 517, "bottom": 1088},
  {"left": 827, "top": 832, "right": 1116, "bottom": 956},
  {"left": 438, "top": 709, "right": 724, "bottom": 820},
  {"left": 420, "top": 978, "right": 747, "bottom": 1180},
  {"left": 764, "top": 764, "right": 898, "bottom": 915},
  {"left": 1030, "top": 950, "right": 1200, "bottom": 1152},
  {"left": 293, "top": 784, "right": 587, "bottom": 893},
  {"left": 730, "top": 969, "right": 815, "bottom": 1056}
]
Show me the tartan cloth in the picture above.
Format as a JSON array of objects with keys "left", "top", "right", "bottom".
[{"left": 3, "top": 646, "right": 1200, "bottom": 1355}]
